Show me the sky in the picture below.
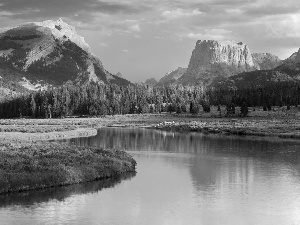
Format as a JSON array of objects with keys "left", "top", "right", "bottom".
[{"left": 1, "top": 0, "right": 300, "bottom": 82}]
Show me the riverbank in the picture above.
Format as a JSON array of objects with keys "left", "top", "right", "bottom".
[
  {"left": 0, "top": 141, "right": 136, "bottom": 194},
  {"left": 153, "top": 120, "right": 300, "bottom": 139},
  {"left": 1, "top": 107, "right": 300, "bottom": 140},
  {"left": 0, "top": 128, "right": 97, "bottom": 143}
]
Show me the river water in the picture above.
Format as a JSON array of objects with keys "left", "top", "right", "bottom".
[{"left": 1, "top": 127, "right": 300, "bottom": 225}]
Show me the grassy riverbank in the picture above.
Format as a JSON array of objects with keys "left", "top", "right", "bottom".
[
  {"left": 0, "top": 119, "right": 135, "bottom": 195},
  {"left": 0, "top": 142, "right": 136, "bottom": 194}
]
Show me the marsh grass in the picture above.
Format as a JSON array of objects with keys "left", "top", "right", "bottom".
[{"left": 0, "top": 142, "right": 136, "bottom": 194}]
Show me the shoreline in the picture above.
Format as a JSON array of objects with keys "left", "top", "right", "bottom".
[
  {"left": 0, "top": 128, "right": 98, "bottom": 142},
  {"left": 151, "top": 120, "right": 300, "bottom": 140}
]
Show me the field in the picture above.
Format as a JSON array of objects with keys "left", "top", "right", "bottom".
[{"left": 1, "top": 105, "right": 300, "bottom": 140}]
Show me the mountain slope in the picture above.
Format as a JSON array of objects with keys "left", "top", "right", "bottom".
[
  {"left": 0, "top": 18, "right": 131, "bottom": 94},
  {"left": 211, "top": 61, "right": 300, "bottom": 89},
  {"left": 158, "top": 67, "right": 187, "bottom": 86},
  {"left": 252, "top": 53, "right": 282, "bottom": 70}
]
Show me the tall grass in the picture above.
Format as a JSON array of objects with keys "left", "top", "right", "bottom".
[{"left": 0, "top": 142, "right": 136, "bottom": 194}]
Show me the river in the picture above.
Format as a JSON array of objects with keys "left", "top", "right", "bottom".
[{"left": 1, "top": 127, "right": 300, "bottom": 225}]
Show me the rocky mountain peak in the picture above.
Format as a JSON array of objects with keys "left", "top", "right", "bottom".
[
  {"left": 34, "top": 18, "right": 91, "bottom": 54},
  {"left": 178, "top": 39, "right": 256, "bottom": 85},
  {"left": 193, "top": 40, "right": 255, "bottom": 68}
]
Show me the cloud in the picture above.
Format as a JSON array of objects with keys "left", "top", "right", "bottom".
[
  {"left": 264, "top": 14, "right": 300, "bottom": 38},
  {"left": 129, "top": 24, "right": 141, "bottom": 32},
  {"left": 225, "top": 8, "right": 244, "bottom": 14},
  {"left": 122, "top": 49, "right": 129, "bottom": 53},
  {"left": 161, "top": 8, "right": 202, "bottom": 20},
  {"left": 183, "top": 29, "right": 233, "bottom": 40},
  {"left": 0, "top": 0, "right": 152, "bottom": 21}
]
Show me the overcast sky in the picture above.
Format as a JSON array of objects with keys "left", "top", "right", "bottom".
[{"left": 1, "top": 0, "right": 300, "bottom": 82}]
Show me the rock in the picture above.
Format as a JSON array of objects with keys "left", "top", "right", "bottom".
[
  {"left": 178, "top": 40, "right": 256, "bottom": 85},
  {"left": 252, "top": 53, "right": 282, "bottom": 70},
  {"left": 158, "top": 67, "right": 187, "bottom": 86}
]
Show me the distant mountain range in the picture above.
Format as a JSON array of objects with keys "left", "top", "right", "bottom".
[
  {"left": 1, "top": 18, "right": 300, "bottom": 102},
  {"left": 145, "top": 40, "right": 300, "bottom": 89},
  {"left": 0, "top": 19, "right": 131, "bottom": 100}
]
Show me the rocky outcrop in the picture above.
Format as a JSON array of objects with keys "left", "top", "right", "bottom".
[
  {"left": 178, "top": 40, "right": 256, "bottom": 85},
  {"left": 0, "top": 19, "right": 131, "bottom": 92},
  {"left": 158, "top": 67, "right": 187, "bottom": 86},
  {"left": 252, "top": 53, "right": 282, "bottom": 70},
  {"left": 285, "top": 48, "right": 300, "bottom": 63}
]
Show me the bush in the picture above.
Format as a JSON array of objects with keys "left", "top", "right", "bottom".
[{"left": 202, "top": 101, "right": 211, "bottom": 113}]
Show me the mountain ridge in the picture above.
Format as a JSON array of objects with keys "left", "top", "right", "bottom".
[{"left": 0, "top": 18, "right": 131, "bottom": 97}]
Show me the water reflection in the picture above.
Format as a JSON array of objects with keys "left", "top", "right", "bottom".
[
  {"left": 68, "top": 127, "right": 300, "bottom": 162},
  {"left": 0, "top": 172, "right": 136, "bottom": 208}
]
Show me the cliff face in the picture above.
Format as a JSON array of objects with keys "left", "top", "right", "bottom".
[
  {"left": 178, "top": 40, "right": 256, "bottom": 85},
  {"left": 252, "top": 53, "right": 282, "bottom": 70},
  {"left": 0, "top": 19, "right": 130, "bottom": 92},
  {"left": 158, "top": 67, "right": 187, "bottom": 86}
]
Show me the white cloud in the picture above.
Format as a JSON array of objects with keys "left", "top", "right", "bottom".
[
  {"left": 71, "top": 14, "right": 141, "bottom": 34},
  {"left": 129, "top": 24, "right": 141, "bottom": 32},
  {"left": 0, "top": 11, "right": 14, "bottom": 16},
  {"left": 183, "top": 29, "right": 233, "bottom": 40},
  {"left": 264, "top": 14, "right": 300, "bottom": 38},
  {"left": 161, "top": 8, "right": 202, "bottom": 20},
  {"left": 226, "top": 8, "right": 244, "bottom": 14},
  {"left": 122, "top": 49, "right": 129, "bottom": 53}
]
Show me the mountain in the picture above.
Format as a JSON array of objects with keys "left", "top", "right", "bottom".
[
  {"left": 252, "top": 53, "right": 282, "bottom": 70},
  {"left": 285, "top": 48, "right": 300, "bottom": 63},
  {"left": 212, "top": 61, "right": 300, "bottom": 89},
  {"left": 158, "top": 67, "right": 187, "bottom": 86},
  {"left": 0, "top": 18, "right": 131, "bottom": 95},
  {"left": 178, "top": 40, "right": 256, "bottom": 85}
]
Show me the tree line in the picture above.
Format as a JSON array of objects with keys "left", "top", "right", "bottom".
[{"left": 0, "top": 81, "right": 299, "bottom": 119}]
